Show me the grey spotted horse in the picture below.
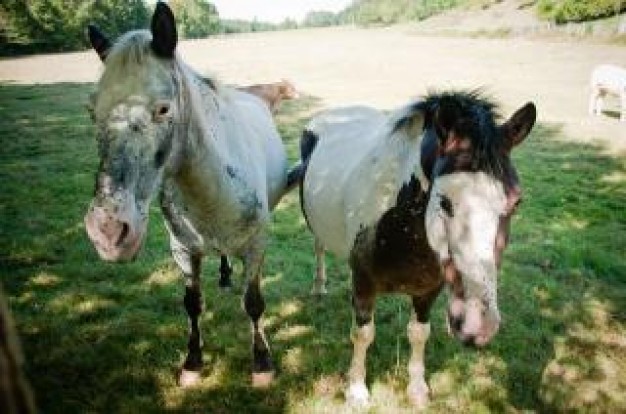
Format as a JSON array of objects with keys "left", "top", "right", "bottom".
[{"left": 83, "top": 2, "right": 290, "bottom": 387}]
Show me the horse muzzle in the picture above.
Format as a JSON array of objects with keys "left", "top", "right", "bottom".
[
  {"left": 447, "top": 297, "right": 500, "bottom": 348},
  {"left": 84, "top": 197, "right": 146, "bottom": 262}
]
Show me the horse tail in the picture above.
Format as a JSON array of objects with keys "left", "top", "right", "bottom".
[{"left": 285, "top": 129, "right": 319, "bottom": 191}]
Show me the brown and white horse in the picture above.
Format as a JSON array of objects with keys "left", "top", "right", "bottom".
[
  {"left": 296, "top": 91, "right": 536, "bottom": 406},
  {"left": 239, "top": 80, "right": 299, "bottom": 113},
  {"left": 83, "top": 2, "right": 289, "bottom": 387}
]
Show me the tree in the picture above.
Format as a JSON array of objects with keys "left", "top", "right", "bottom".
[
  {"left": 302, "top": 11, "right": 339, "bottom": 27},
  {"left": 0, "top": 0, "right": 150, "bottom": 54},
  {"left": 168, "top": 0, "right": 220, "bottom": 39}
]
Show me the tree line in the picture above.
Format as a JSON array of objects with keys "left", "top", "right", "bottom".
[
  {"left": 2, "top": 0, "right": 624, "bottom": 56},
  {"left": 0, "top": 0, "right": 220, "bottom": 55}
]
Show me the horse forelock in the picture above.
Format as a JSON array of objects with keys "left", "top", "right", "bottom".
[
  {"left": 419, "top": 90, "right": 508, "bottom": 182},
  {"left": 101, "top": 30, "right": 154, "bottom": 79},
  {"left": 94, "top": 31, "right": 164, "bottom": 116}
]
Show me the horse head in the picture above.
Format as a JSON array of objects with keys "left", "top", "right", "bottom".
[
  {"left": 84, "top": 2, "right": 181, "bottom": 261},
  {"left": 419, "top": 92, "right": 536, "bottom": 347}
]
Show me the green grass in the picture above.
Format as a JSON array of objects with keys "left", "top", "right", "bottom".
[{"left": 1, "top": 82, "right": 625, "bottom": 413}]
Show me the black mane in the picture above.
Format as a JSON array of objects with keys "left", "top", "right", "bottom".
[{"left": 398, "top": 90, "right": 508, "bottom": 181}]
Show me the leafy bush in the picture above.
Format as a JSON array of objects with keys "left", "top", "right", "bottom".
[
  {"left": 0, "top": 0, "right": 222, "bottom": 56},
  {"left": 0, "top": 0, "right": 150, "bottom": 54},
  {"left": 537, "top": 0, "right": 625, "bottom": 23},
  {"left": 168, "top": 0, "right": 220, "bottom": 39}
]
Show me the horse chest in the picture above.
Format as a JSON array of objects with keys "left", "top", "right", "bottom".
[
  {"left": 161, "top": 177, "right": 266, "bottom": 255},
  {"left": 349, "top": 178, "right": 441, "bottom": 296}
]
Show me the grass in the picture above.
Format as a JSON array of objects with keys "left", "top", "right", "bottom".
[{"left": 0, "top": 81, "right": 625, "bottom": 413}]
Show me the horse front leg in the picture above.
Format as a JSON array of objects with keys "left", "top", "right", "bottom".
[
  {"left": 346, "top": 287, "right": 375, "bottom": 406},
  {"left": 218, "top": 255, "right": 233, "bottom": 289},
  {"left": 177, "top": 251, "right": 205, "bottom": 387},
  {"left": 310, "top": 237, "right": 327, "bottom": 296},
  {"left": 588, "top": 88, "right": 600, "bottom": 115},
  {"left": 242, "top": 236, "right": 274, "bottom": 387},
  {"left": 407, "top": 291, "right": 441, "bottom": 408}
]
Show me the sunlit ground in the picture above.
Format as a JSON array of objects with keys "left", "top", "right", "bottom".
[{"left": 0, "top": 82, "right": 624, "bottom": 412}]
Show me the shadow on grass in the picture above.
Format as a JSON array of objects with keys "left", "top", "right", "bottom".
[{"left": 1, "top": 82, "right": 624, "bottom": 412}]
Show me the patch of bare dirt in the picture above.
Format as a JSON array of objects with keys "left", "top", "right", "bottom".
[
  {"left": 413, "top": 0, "right": 545, "bottom": 34},
  {"left": 1, "top": 21, "right": 624, "bottom": 154}
]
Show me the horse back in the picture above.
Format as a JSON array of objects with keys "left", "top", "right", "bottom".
[
  {"left": 230, "top": 90, "right": 288, "bottom": 209},
  {"left": 591, "top": 64, "right": 626, "bottom": 92},
  {"left": 302, "top": 106, "right": 390, "bottom": 257}
]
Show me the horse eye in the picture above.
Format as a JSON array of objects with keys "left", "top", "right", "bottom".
[
  {"left": 153, "top": 101, "right": 171, "bottom": 121},
  {"left": 439, "top": 194, "right": 454, "bottom": 217}
]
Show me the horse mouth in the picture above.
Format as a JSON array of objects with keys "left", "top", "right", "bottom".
[
  {"left": 85, "top": 213, "right": 146, "bottom": 263},
  {"left": 116, "top": 222, "right": 130, "bottom": 247},
  {"left": 93, "top": 231, "right": 144, "bottom": 262},
  {"left": 446, "top": 304, "right": 500, "bottom": 348}
]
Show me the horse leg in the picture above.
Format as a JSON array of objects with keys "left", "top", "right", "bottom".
[
  {"left": 178, "top": 252, "right": 204, "bottom": 387},
  {"left": 346, "top": 288, "right": 375, "bottom": 406},
  {"left": 406, "top": 291, "right": 440, "bottom": 408},
  {"left": 588, "top": 87, "right": 600, "bottom": 115},
  {"left": 596, "top": 91, "right": 605, "bottom": 116},
  {"left": 242, "top": 237, "right": 274, "bottom": 387},
  {"left": 311, "top": 237, "right": 327, "bottom": 296},
  {"left": 218, "top": 255, "right": 233, "bottom": 289}
]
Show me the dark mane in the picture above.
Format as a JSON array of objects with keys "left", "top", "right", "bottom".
[{"left": 398, "top": 90, "right": 508, "bottom": 181}]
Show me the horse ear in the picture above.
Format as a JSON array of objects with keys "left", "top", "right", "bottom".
[
  {"left": 87, "top": 25, "right": 111, "bottom": 62},
  {"left": 502, "top": 102, "right": 536, "bottom": 151},
  {"left": 151, "top": 2, "right": 177, "bottom": 58}
]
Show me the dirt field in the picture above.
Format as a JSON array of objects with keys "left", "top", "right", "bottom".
[{"left": 1, "top": 25, "right": 625, "bottom": 153}]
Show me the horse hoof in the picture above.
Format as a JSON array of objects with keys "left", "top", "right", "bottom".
[
  {"left": 407, "top": 383, "right": 430, "bottom": 409},
  {"left": 407, "top": 391, "right": 429, "bottom": 410},
  {"left": 178, "top": 369, "right": 201, "bottom": 387},
  {"left": 252, "top": 371, "right": 274, "bottom": 388},
  {"left": 218, "top": 285, "right": 233, "bottom": 294},
  {"left": 345, "top": 382, "right": 369, "bottom": 406},
  {"left": 310, "top": 285, "right": 328, "bottom": 296}
]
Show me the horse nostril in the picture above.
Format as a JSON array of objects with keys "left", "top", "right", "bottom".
[
  {"left": 116, "top": 222, "right": 130, "bottom": 247},
  {"left": 461, "top": 335, "right": 477, "bottom": 348},
  {"left": 448, "top": 312, "right": 463, "bottom": 333}
]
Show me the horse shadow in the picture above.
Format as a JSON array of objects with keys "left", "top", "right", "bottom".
[
  {"left": 601, "top": 109, "right": 622, "bottom": 120},
  {"left": 2, "top": 82, "right": 624, "bottom": 412}
]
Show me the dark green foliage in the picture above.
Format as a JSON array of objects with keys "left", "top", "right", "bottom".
[
  {"left": 341, "top": 0, "right": 462, "bottom": 26},
  {"left": 168, "top": 0, "right": 220, "bottom": 39},
  {"left": 0, "top": 0, "right": 150, "bottom": 55},
  {"left": 220, "top": 19, "right": 278, "bottom": 34},
  {"left": 302, "top": 11, "right": 341, "bottom": 27},
  {"left": 537, "top": 0, "right": 625, "bottom": 23},
  {"left": 0, "top": 82, "right": 624, "bottom": 412}
]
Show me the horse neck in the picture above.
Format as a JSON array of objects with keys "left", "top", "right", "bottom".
[
  {"left": 347, "top": 129, "right": 428, "bottom": 236},
  {"left": 371, "top": 128, "right": 429, "bottom": 196},
  {"left": 168, "top": 61, "right": 232, "bottom": 201}
]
